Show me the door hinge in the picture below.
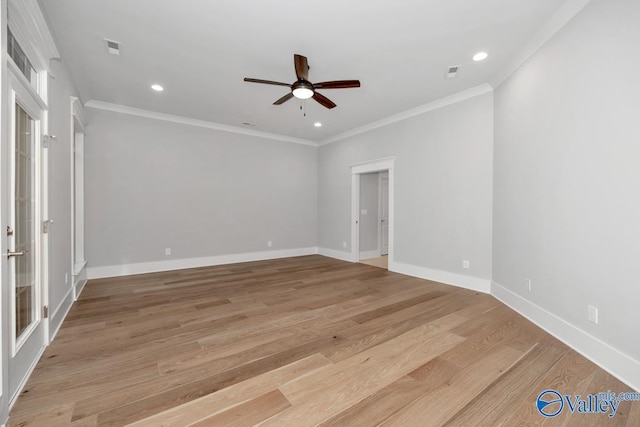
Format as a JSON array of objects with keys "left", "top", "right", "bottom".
[
  {"left": 43, "top": 134, "right": 58, "bottom": 148},
  {"left": 43, "top": 219, "right": 54, "bottom": 233},
  {"left": 42, "top": 219, "right": 53, "bottom": 234},
  {"left": 43, "top": 306, "right": 49, "bottom": 318}
]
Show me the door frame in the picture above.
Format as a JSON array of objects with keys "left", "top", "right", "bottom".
[
  {"left": 2, "top": 0, "right": 59, "bottom": 419},
  {"left": 6, "top": 70, "right": 49, "bottom": 404},
  {"left": 377, "top": 171, "right": 389, "bottom": 256},
  {"left": 350, "top": 157, "right": 395, "bottom": 266}
]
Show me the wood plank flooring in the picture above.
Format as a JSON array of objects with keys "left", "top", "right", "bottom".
[{"left": 8, "top": 255, "right": 639, "bottom": 426}]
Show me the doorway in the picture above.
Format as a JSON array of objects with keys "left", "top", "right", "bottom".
[
  {"left": 350, "top": 157, "right": 395, "bottom": 270},
  {"left": 358, "top": 172, "right": 389, "bottom": 269}
]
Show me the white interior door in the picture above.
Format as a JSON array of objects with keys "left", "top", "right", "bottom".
[
  {"left": 379, "top": 172, "right": 389, "bottom": 256},
  {"left": 6, "top": 75, "right": 47, "bottom": 402}
]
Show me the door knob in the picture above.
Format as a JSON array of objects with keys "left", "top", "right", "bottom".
[{"left": 7, "top": 249, "right": 28, "bottom": 258}]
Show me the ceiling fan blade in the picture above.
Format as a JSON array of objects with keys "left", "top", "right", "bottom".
[
  {"left": 312, "top": 92, "right": 337, "bottom": 109},
  {"left": 294, "top": 54, "right": 309, "bottom": 80},
  {"left": 313, "top": 80, "right": 361, "bottom": 89},
  {"left": 244, "top": 78, "right": 291, "bottom": 87},
  {"left": 273, "top": 92, "right": 294, "bottom": 105}
]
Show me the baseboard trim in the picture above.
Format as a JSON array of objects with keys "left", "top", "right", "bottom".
[
  {"left": 86, "top": 247, "right": 319, "bottom": 279},
  {"left": 390, "top": 261, "right": 491, "bottom": 293},
  {"left": 359, "top": 250, "right": 380, "bottom": 260},
  {"left": 492, "top": 281, "right": 640, "bottom": 392},
  {"left": 74, "top": 279, "right": 88, "bottom": 300},
  {"left": 318, "top": 247, "right": 354, "bottom": 263},
  {"left": 8, "top": 344, "right": 46, "bottom": 411},
  {"left": 73, "top": 266, "right": 88, "bottom": 300},
  {"left": 49, "top": 286, "right": 75, "bottom": 341}
]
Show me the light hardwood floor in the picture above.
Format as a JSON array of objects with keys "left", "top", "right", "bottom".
[
  {"left": 8, "top": 255, "right": 639, "bottom": 426},
  {"left": 359, "top": 255, "right": 388, "bottom": 270}
]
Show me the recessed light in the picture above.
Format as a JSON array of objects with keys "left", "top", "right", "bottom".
[
  {"left": 151, "top": 84, "right": 164, "bottom": 92},
  {"left": 314, "top": 122, "right": 322, "bottom": 127},
  {"left": 473, "top": 52, "right": 488, "bottom": 62}
]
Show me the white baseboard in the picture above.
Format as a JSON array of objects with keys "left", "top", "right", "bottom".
[
  {"left": 86, "top": 247, "right": 319, "bottom": 280},
  {"left": 318, "top": 247, "right": 354, "bottom": 262},
  {"left": 390, "top": 261, "right": 491, "bottom": 294},
  {"left": 9, "top": 344, "right": 46, "bottom": 411},
  {"left": 74, "top": 278, "right": 87, "bottom": 300},
  {"left": 73, "top": 266, "right": 88, "bottom": 300},
  {"left": 49, "top": 285, "right": 75, "bottom": 342},
  {"left": 492, "top": 281, "right": 640, "bottom": 392},
  {"left": 359, "top": 250, "right": 380, "bottom": 260}
]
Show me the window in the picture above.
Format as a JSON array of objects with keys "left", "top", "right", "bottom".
[{"left": 7, "top": 30, "right": 38, "bottom": 91}]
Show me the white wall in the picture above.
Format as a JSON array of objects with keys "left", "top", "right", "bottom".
[
  {"left": 318, "top": 92, "right": 494, "bottom": 289},
  {"left": 47, "top": 60, "right": 81, "bottom": 337},
  {"left": 493, "top": 0, "right": 640, "bottom": 384},
  {"left": 359, "top": 173, "right": 378, "bottom": 255},
  {"left": 84, "top": 109, "right": 318, "bottom": 272}
]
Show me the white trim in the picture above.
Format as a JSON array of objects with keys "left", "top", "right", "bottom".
[
  {"left": 48, "top": 286, "right": 74, "bottom": 341},
  {"left": 74, "top": 279, "right": 87, "bottom": 301},
  {"left": 71, "top": 96, "right": 86, "bottom": 129},
  {"left": 351, "top": 158, "right": 395, "bottom": 266},
  {"left": 377, "top": 171, "right": 389, "bottom": 257},
  {"left": 391, "top": 261, "right": 491, "bottom": 294},
  {"left": 84, "top": 100, "right": 317, "bottom": 147},
  {"left": 73, "top": 261, "right": 87, "bottom": 276},
  {"left": 359, "top": 250, "right": 380, "bottom": 260},
  {"left": 70, "top": 97, "right": 86, "bottom": 284},
  {"left": 85, "top": 247, "right": 319, "bottom": 280},
  {"left": 7, "top": 0, "right": 60, "bottom": 73},
  {"left": 317, "top": 248, "right": 353, "bottom": 263},
  {"left": 350, "top": 156, "right": 397, "bottom": 174},
  {"left": 491, "top": 281, "right": 640, "bottom": 392},
  {"left": 6, "top": 60, "right": 45, "bottom": 111},
  {"left": 491, "top": 0, "right": 590, "bottom": 88},
  {"left": 8, "top": 344, "right": 46, "bottom": 410},
  {"left": 320, "top": 84, "right": 493, "bottom": 146}
]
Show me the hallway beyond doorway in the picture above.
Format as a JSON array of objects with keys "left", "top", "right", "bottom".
[{"left": 360, "top": 255, "right": 388, "bottom": 269}]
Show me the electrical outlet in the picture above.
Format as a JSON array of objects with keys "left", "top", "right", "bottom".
[
  {"left": 267, "top": 240, "right": 272, "bottom": 248},
  {"left": 588, "top": 305, "right": 599, "bottom": 324},
  {"left": 65, "top": 273, "right": 68, "bottom": 285},
  {"left": 165, "top": 248, "right": 171, "bottom": 256},
  {"left": 462, "top": 259, "right": 470, "bottom": 269},
  {"left": 343, "top": 241, "right": 347, "bottom": 248},
  {"left": 525, "top": 278, "right": 532, "bottom": 292}
]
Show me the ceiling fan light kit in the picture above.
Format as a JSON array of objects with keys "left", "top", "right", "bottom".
[
  {"left": 292, "top": 81, "right": 314, "bottom": 99},
  {"left": 244, "top": 54, "right": 360, "bottom": 109}
]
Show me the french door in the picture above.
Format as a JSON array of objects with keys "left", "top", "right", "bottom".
[{"left": 6, "top": 73, "right": 48, "bottom": 402}]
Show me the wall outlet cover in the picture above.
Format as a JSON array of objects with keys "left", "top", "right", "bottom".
[{"left": 588, "top": 305, "right": 599, "bottom": 324}]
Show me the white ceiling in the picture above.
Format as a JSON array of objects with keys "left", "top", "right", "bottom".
[{"left": 40, "top": 0, "right": 571, "bottom": 142}]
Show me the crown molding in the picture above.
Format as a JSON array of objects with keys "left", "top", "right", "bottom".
[
  {"left": 491, "top": 0, "right": 591, "bottom": 88},
  {"left": 87, "top": 82, "right": 494, "bottom": 148},
  {"left": 84, "top": 100, "right": 318, "bottom": 147},
  {"left": 319, "top": 83, "right": 494, "bottom": 146}
]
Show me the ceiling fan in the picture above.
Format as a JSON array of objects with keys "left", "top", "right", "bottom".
[{"left": 244, "top": 54, "right": 360, "bottom": 109}]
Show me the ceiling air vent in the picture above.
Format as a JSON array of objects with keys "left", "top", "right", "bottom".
[
  {"left": 446, "top": 65, "right": 460, "bottom": 79},
  {"left": 104, "top": 38, "right": 121, "bottom": 56}
]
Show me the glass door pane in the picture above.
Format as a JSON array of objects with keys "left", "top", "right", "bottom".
[{"left": 14, "top": 103, "right": 36, "bottom": 339}]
